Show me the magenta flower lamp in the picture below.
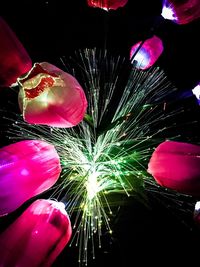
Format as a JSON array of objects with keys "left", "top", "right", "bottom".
[
  {"left": 87, "top": 0, "right": 128, "bottom": 10},
  {"left": 0, "top": 16, "right": 32, "bottom": 87},
  {"left": 0, "top": 140, "right": 61, "bottom": 216},
  {"left": 162, "top": 0, "right": 200, "bottom": 24},
  {"left": 130, "top": 35, "right": 163, "bottom": 70},
  {"left": 148, "top": 140, "right": 200, "bottom": 196},
  {"left": 18, "top": 62, "right": 88, "bottom": 128},
  {"left": 0, "top": 199, "right": 72, "bottom": 267}
]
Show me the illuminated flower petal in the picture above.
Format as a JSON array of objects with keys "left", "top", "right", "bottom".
[
  {"left": 162, "top": 0, "right": 200, "bottom": 24},
  {"left": 192, "top": 82, "right": 200, "bottom": 105},
  {"left": 0, "top": 140, "right": 61, "bottom": 216},
  {"left": 148, "top": 140, "right": 200, "bottom": 196},
  {"left": 87, "top": 0, "right": 128, "bottom": 10},
  {"left": 0, "top": 199, "right": 72, "bottom": 267},
  {"left": 0, "top": 16, "right": 32, "bottom": 87},
  {"left": 18, "top": 62, "right": 88, "bottom": 128},
  {"left": 193, "top": 201, "right": 200, "bottom": 226},
  {"left": 130, "top": 35, "right": 163, "bottom": 70}
]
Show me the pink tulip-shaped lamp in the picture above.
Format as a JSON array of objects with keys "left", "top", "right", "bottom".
[
  {"left": 18, "top": 62, "right": 88, "bottom": 128},
  {"left": 192, "top": 82, "right": 200, "bottom": 105},
  {"left": 130, "top": 35, "right": 163, "bottom": 70},
  {"left": 162, "top": 0, "right": 200, "bottom": 24},
  {"left": 193, "top": 201, "right": 200, "bottom": 226},
  {"left": 0, "top": 16, "right": 32, "bottom": 87},
  {"left": 0, "top": 140, "right": 61, "bottom": 216},
  {"left": 148, "top": 140, "right": 200, "bottom": 196},
  {"left": 0, "top": 199, "right": 72, "bottom": 267},
  {"left": 87, "top": 0, "right": 128, "bottom": 10}
]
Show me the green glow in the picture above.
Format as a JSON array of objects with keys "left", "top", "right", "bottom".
[{"left": 86, "top": 171, "right": 101, "bottom": 201}]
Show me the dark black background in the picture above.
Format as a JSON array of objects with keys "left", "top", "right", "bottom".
[
  {"left": 1, "top": 0, "right": 200, "bottom": 90},
  {"left": 1, "top": 1, "right": 200, "bottom": 266}
]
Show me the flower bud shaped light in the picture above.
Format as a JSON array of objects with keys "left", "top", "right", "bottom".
[
  {"left": 148, "top": 140, "right": 200, "bottom": 196},
  {"left": 161, "top": 0, "right": 176, "bottom": 21},
  {"left": 193, "top": 201, "right": 200, "bottom": 226},
  {"left": 192, "top": 82, "right": 200, "bottom": 105},
  {"left": 87, "top": 0, "right": 128, "bottom": 10},
  {"left": 162, "top": 0, "right": 200, "bottom": 24},
  {"left": 0, "top": 16, "right": 32, "bottom": 87},
  {"left": 0, "top": 199, "right": 72, "bottom": 267},
  {"left": 0, "top": 140, "right": 61, "bottom": 216},
  {"left": 130, "top": 35, "right": 164, "bottom": 70},
  {"left": 18, "top": 62, "right": 88, "bottom": 128}
]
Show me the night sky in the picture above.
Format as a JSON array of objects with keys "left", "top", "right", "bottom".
[{"left": 0, "top": 1, "right": 200, "bottom": 266}]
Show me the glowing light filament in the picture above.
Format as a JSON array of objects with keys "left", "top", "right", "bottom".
[{"left": 86, "top": 170, "right": 100, "bottom": 201}]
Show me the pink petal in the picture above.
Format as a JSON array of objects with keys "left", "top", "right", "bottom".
[
  {"left": 148, "top": 140, "right": 200, "bottom": 196},
  {"left": 130, "top": 35, "right": 163, "bottom": 70},
  {"left": 194, "top": 201, "right": 200, "bottom": 227},
  {"left": 0, "top": 16, "right": 32, "bottom": 87},
  {"left": 87, "top": 0, "right": 128, "bottom": 10},
  {"left": 18, "top": 62, "right": 88, "bottom": 128},
  {"left": 0, "top": 199, "right": 72, "bottom": 267},
  {"left": 163, "top": 0, "right": 200, "bottom": 24},
  {"left": 0, "top": 140, "right": 61, "bottom": 216}
]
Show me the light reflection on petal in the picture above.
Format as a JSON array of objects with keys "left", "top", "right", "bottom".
[{"left": 0, "top": 140, "right": 61, "bottom": 216}]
